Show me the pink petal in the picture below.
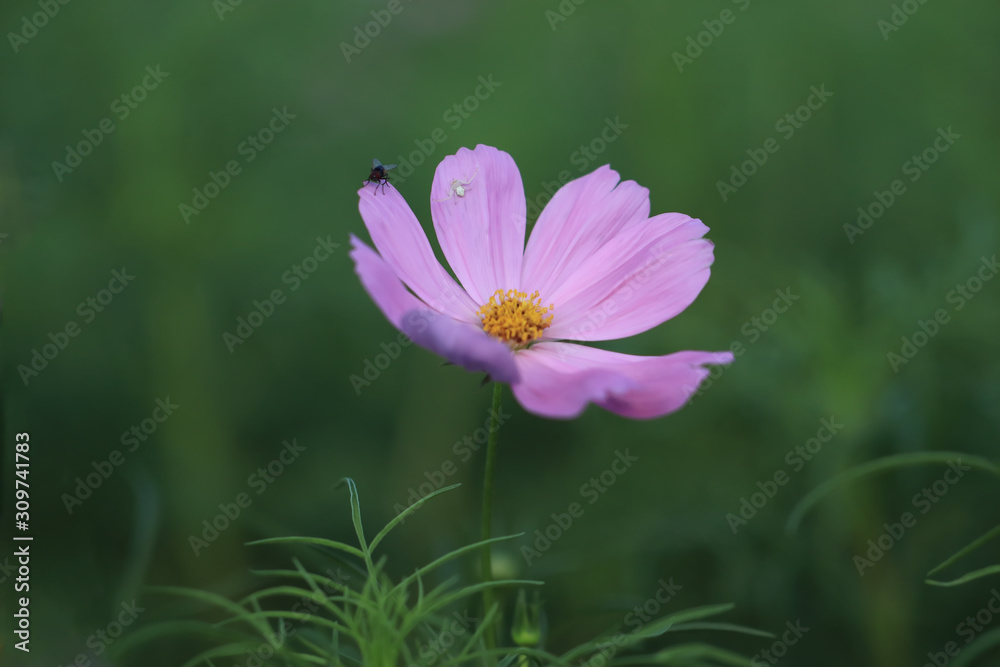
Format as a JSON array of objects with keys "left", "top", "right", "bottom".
[
  {"left": 350, "top": 236, "right": 519, "bottom": 383},
  {"left": 430, "top": 145, "right": 526, "bottom": 304},
  {"left": 404, "top": 310, "right": 520, "bottom": 384},
  {"left": 544, "top": 214, "right": 715, "bottom": 341},
  {"left": 511, "top": 343, "right": 733, "bottom": 419},
  {"left": 357, "top": 184, "right": 478, "bottom": 321},
  {"left": 520, "top": 166, "right": 650, "bottom": 300}
]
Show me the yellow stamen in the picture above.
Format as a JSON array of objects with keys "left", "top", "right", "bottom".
[{"left": 477, "top": 289, "right": 554, "bottom": 347}]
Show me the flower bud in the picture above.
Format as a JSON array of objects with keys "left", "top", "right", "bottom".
[{"left": 511, "top": 589, "right": 543, "bottom": 648}]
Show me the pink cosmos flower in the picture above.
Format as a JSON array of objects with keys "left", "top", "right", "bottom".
[{"left": 350, "top": 145, "right": 733, "bottom": 419}]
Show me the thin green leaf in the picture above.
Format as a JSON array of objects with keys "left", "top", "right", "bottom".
[
  {"left": 630, "top": 604, "right": 737, "bottom": 641},
  {"left": 394, "top": 533, "right": 525, "bottom": 594},
  {"left": 786, "top": 452, "right": 1000, "bottom": 534},
  {"left": 495, "top": 654, "right": 521, "bottom": 667},
  {"left": 666, "top": 621, "right": 774, "bottom": 639},
  {"left": 110, "top": 620, "right": 248, "bottom": 658},
  {"left": 615, "top": 642, "right": 753, "bottom": 665},
  {"left": 369, "top": 483, "right": 462, "bottom": 553},
  {"left": 448, "top": 602, "right": 501, "bottom": 665},
  {"left": 927, "top": 564, "right": 1000, "bottom": 587},
  {"left": 248, "top": 568, "right": 351, "bottom": 597},
  {"left": 335, "top": 477, "right": 368, "bottom": 554},
  {"left": 561, "top": 604, "right": 736, "bottom": 662},
  {"left": 294, "top": 633, "right": 334, "bottom": 663},
  {"left": 220, "top": 609, "right": 357, "bottom": 643},
  {"left": 246, "top": 536, "right": 365, "bottom": 560},
  {"left": 413, "top": 579, "right": 543, "bottom": 629},
  {"left": 143, "top": 586, "right": 274, "bottom": 637},
  {"left": 927, "top": 524, "right": 1000, "bottom": 576},
  {"left": 179, "top": 641, "right": 327, "bottom": 667},
  {"left": 951, "top": 627, "right": 1000, "bottom": 667}
]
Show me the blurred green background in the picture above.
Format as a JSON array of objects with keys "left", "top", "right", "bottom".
[{"left": 2, "top": 0, "right": 999, "bottom": 664}]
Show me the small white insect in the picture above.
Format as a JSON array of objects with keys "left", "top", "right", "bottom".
[{"left": 434, "top": 165, "right": 479, "bottom": 203}]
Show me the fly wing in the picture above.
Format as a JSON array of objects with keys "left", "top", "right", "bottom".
[
  {"left": 372, "top": 158, "right": 383, "bottom": 169},
  {"left": 382, "top": 163, "right": 397, "bottom": 171}
]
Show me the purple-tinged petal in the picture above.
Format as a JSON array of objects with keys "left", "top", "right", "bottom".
[
  {"left": 402, "top": 310, "right": 520, "bottom": 384},
  {"left": 521, "top": 166, "right": 649, "bottom": 299},
  {"left": 544, "top": 214, "right": 715, "bottom": 341},
  {"left": 430, "top": 145, "right": 526, "bottom": 304},
  {"left": 351, "top": 236, "right": 519, "bottom": 383},
  {"left": 349, "top": 235, "right": 427, "bottom": 328},
  {"left": 511, "top": 343, "right": 733, "bottom": 419},
  {"left": 357, "top": 184, "right": 478, "bottom": 322}
]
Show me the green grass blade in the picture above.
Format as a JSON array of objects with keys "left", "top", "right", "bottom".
[
  {"left": 336, "top": 477, "right": 368, "bottom": 554},
  {"left": 927, "top": 524, "right": 1000, "bottom": 576},
  {"left": 628, "top": 604, "right": 736, "bottom": 641},
  {"left": 179, "top": 641, "right": 329, "bottom": 667},
  {"left": 926, "top": 564, "right": 1000, "bottom": 587},
  {"left": 615, "top": 642, "right": 753, "bottom": 665},
  {"left": 665, "top": 621, "right": 774, "bottom": 638},
  {"left": 369, "top": 483, "right": 462, "bottom": 554},
  {"left": 412, "top": 579, "right": 543, "bottom": 629},
  {"left": 219, "top": 609, "right": 358, "bottom": 643},
  {"left": 109, "top": 620, "right": 247, "bottom": 659},
  {"left": 394, "top": 533, "right": 524, "bottom": 594},
  {"left": 449, "top": 602, "right": 501, "bottom": 664},
  {"left": 144, "top": 585, "right": 276, "bottom": 637},
  {"left": 951, "top": 627, "right": 1000, "bottom": 667},
  {"left": 786, "top": 452, "right": 1000, "bottom": 534},
  {"left": 234, "top": 584, "right": 368, "bottom": 630},
  {"left": 246, "top": 536, "right": 365, "bottom": 560},
  {"left": 249, "top": 568, "right": 352, "bottom": 597},
  {"left": 561, "top": 603, "right": 736, "bottom": 662}
]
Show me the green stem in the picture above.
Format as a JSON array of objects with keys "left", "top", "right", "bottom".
[{"left": 481, "top": 382, "right": 503, "bottom": 655}]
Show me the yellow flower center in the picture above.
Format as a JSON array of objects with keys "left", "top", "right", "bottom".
[{"left": 477, "top": 289, "right": 554, "bottom": 347}]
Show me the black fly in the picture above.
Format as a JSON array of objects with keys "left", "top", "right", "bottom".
[{"left": 364, "top": 159, "right": 397, "bottom": 195}]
